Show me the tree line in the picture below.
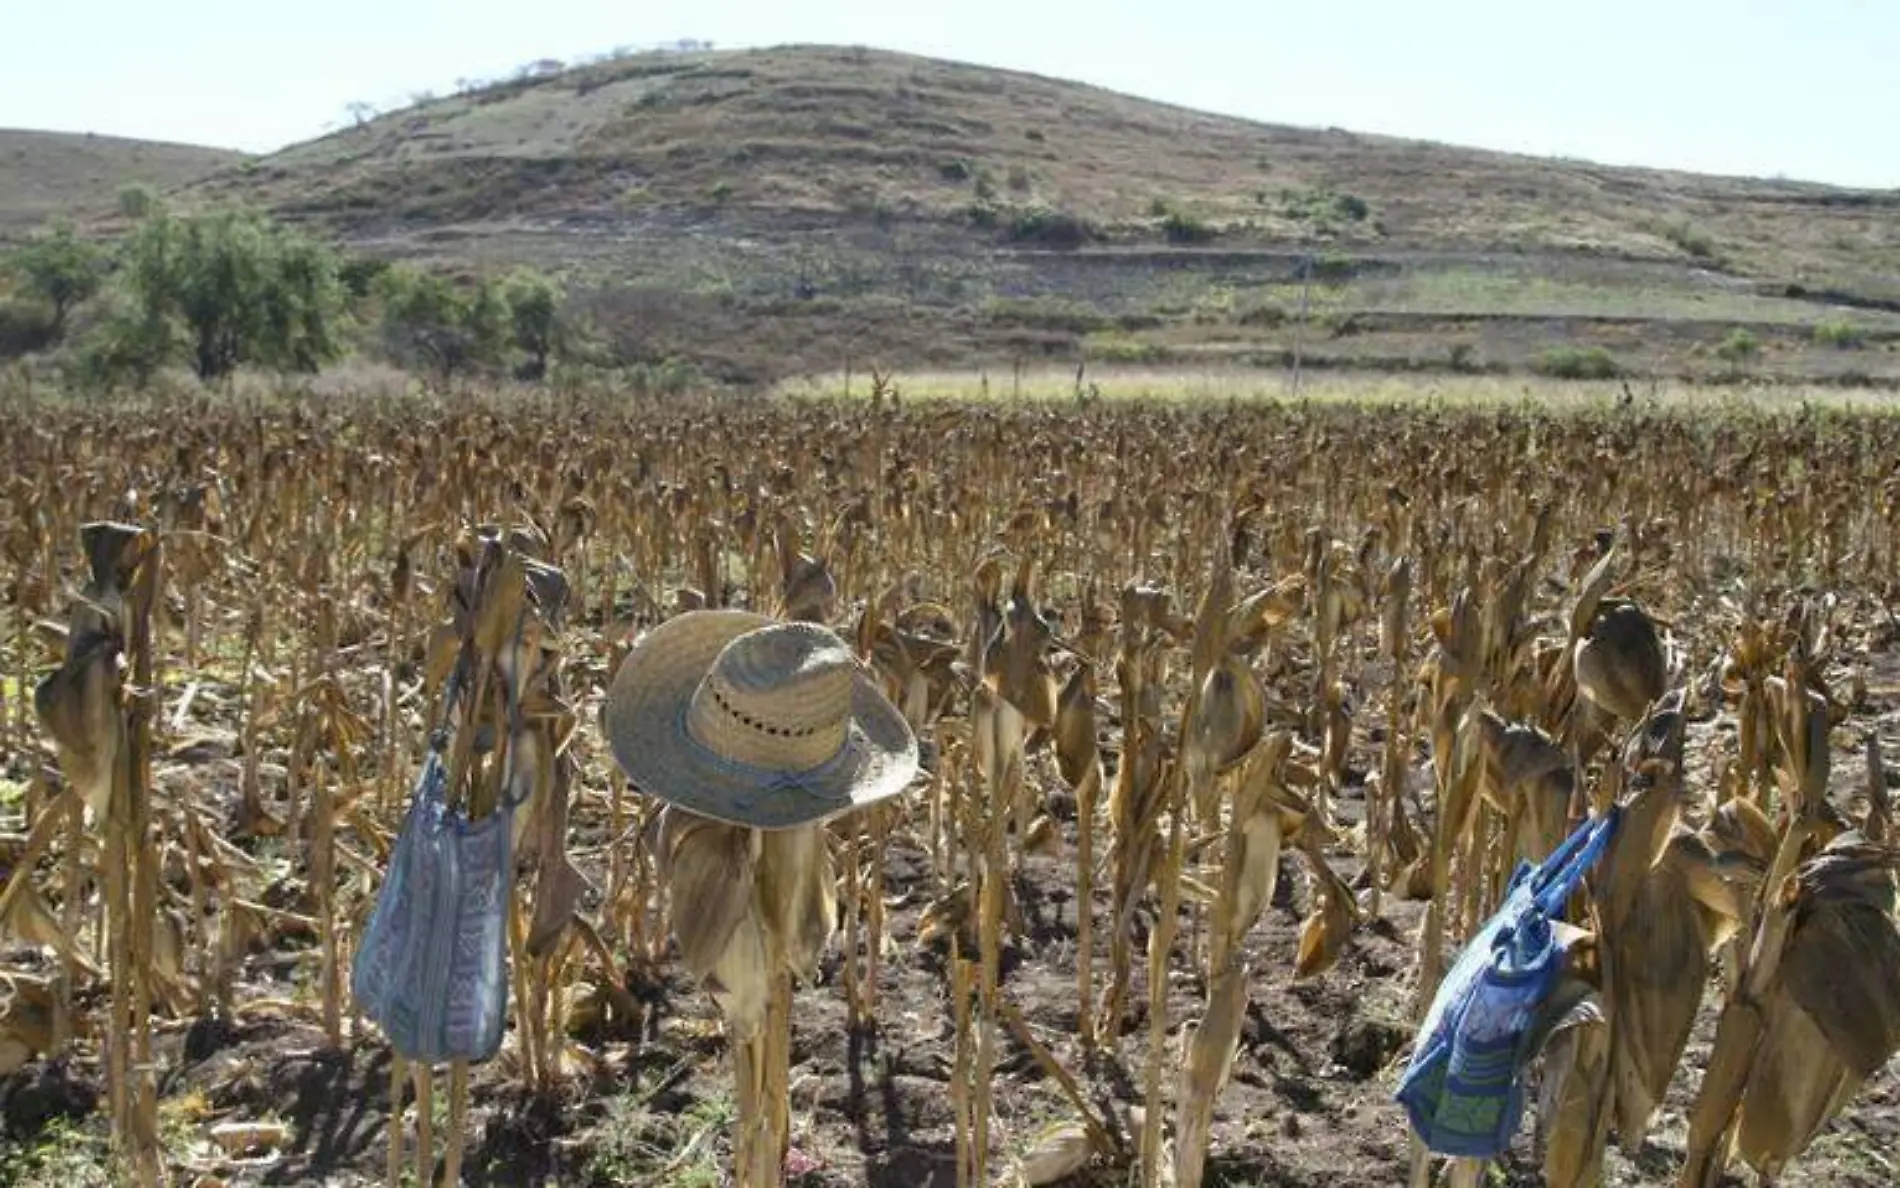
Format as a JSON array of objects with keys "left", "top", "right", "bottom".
[{"left": 1, "top": 187, "right": 566, "bottom": 392}]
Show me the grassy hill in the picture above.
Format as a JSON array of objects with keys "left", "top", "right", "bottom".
[
  {"left": 31, "top": 45, "right": 1900, "bottom": 385},
  {"left": 0, "top": 129, "right": 245, "bottom": 242}
]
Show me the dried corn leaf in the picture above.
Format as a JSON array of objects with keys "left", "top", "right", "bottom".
[
  {"left": 1224, "top": 576, "right": 1305, "bottom": 651},
  {"left": 209, "top": 1120, "right": 291, "bottom": 1156},
  {"left": 1224, "top": 736, "right": 1303, "bottom": 959},
  {"left": 1607, "top": 836, "right": 1713, "bottom": 1149},
  {"left": 1776, "top": 840, "right": 1900, "bottom": 1078},
  {"left": 33, "top": 628, "right": 124, "bottom": 821},
  {"left": 1706, "top": 795, "right": 1777, "bottom": 876},
  {"left": 1733, "top": 982, "right": 1861, "bottom": 1177},
  {"left": 757, "top": 825, "right": 837, "bottom": 983},
  {"left": 652, "top": 809, "right": 757, "bottom": 984},
  {"left": 1538, "top": 981, "right": 1612, "bottom": 1188},
  {"left": 1294, "top": 853, "right": 1357, "bottom": 980},
  {"left": 1013, "top": 1119, "right": 1093, "bottom": 1186},
  {"left": 0, "top": 975, "right": 53, "bottom": 1075}
]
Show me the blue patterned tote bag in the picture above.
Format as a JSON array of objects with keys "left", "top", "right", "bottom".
[
  {"left": 350, "top": 742, "right": 518, "bottom": 1065},
  {"left": 1394, "top": 805, "right": 1621, "bottom": 1157}
]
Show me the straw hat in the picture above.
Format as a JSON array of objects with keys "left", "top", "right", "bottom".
[{"left": 600, "top": 610, "right": 919, "bottom": 829}]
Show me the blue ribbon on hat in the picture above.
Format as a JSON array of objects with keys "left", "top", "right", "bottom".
[{"left": 671, "top": 700, "right": 861, "bottom": 813}]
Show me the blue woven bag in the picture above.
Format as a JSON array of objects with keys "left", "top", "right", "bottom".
[
  {"left": 350, "top": 745, "right": 518, "bottom": 1065},
  {"left": 1394, "top": 805, "right": 1620, "bottom": 1158}
]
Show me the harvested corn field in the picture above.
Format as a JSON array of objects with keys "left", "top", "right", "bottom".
[{"left": 2, "top": 386, "right": 1899, "bottom": 1187}]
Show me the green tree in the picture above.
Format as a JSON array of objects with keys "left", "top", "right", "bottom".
[
  {"left": 374, "top": 265, "right": 513, "bottom": 384},
  {"left": 465, "top": 278, "right": 511, "bottom": 372},
  {"left": 255, "top": 232, "right": 349, "bottom": 374},
  {"left": 71, "top": 302, "right": 179, "bottom": 392},
  {"left": 173, "top": 210, "right": 269, "bottom": 380},
  {"left": 7, "top": 221, "right": 105, "bottom": 336},
  {"left": 118, "top": 205, "right": 349, "bottom": 382},
  {"left": 503, "top": 268, "right": 561, "bottom": 378}
]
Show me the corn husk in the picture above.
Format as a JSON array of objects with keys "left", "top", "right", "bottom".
[
  {"left": 1052, "top": 662, "right": 1098, "bottom": 788},
  {"left": 1192, "top": 655, "right": 1266, "bottom": 775},
  {"left": 1013, "top": 1120, "right": 1093, "bottom": 1186},
  {"left": 33, "top": 627, "right": 125, "bottom": 822},
  {"left": 1539, "top": 975, "right": 1612, "bottom": 1188},
  {"left": 756, "top": 825, "right": 838, "bottom": 983},
  {"left": 1476, "top": 708, "right": 1573, "bottom": 863},
  {"left": 1608, "top": 833, "right": 1721, "bottom": 1148},
  {"left": 651, "top": 809, "right": 771, "bottom": 1036},
  {"left": 1572, "top": 599, "right": 1666, "bottom": 723}
]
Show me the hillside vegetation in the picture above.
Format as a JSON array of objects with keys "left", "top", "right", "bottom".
[
  {"left": 0, "top": 129, "right": 244, "bottom": 241},
  {"left": 191, "top": 46, "right": 1899, "bottom": 283},
  {"left": 9, "top": 44, "right": 1900, "bottom": 387}
]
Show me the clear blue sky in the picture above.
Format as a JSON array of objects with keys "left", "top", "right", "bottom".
[{"left": 4, "top": 0, "right": 1895, "bottom": 187}]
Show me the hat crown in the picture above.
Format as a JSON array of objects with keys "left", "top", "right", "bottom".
[{"left": 687, "top": 622, "right": 855, "bottom": 771}]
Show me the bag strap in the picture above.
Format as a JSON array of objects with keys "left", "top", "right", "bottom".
[
  {"left": 426, "top": 643, "right": 475, "bottom": 759},
  {"left": 495, "top": 599, "right": 539, "bottom": 813},
  {"left": 424, "top": 581, "right": 550, "bottom": 814},
  {"left": 1531, "top": 804, "right": 1622, "bottom": 915}
]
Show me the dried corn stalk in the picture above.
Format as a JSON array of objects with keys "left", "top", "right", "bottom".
[
  {"left": 1173, "top": 733, "right": 1307, "bottom": 1188},
  {"left": 33, "top": 521, "right": 162, "bottom": 1185},
  {"left": 384, "top": 527, "right": 568, "bottom": 1188},
  {"left": 649, "top": 807, "right": 837, "bottom": 1186}
]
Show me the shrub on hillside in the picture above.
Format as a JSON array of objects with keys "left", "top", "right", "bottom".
[
  {"left": 1661, "top": 219, "right": 1718, "bottom": 261},
  {"left": 983, "top": 297, "right": 1109, "bottom": 335},
  {"left": 1236, "top": 302, "right": 1287, "bottom": 328},
  {"left": 965, "top": 202, "right": 1001, "bottom": 231},
  {"left": 1279, "top": 187, "right": 1373, "bottom": 233},
  {"left": 1531, "top": 345, "right": 1619, "bottom": 379},
  {"left": 1160, "top": 209, "right": 1217, "bottom": 245},
  {"left": 1716, "top": 328, "right": 1761, "bottom": 363},
  {"left": 1000, "top": 205, "right": 1100, "bottom": 249},
  {"left": 1814, "top": 319, "right": 1865, "bottom": 349},
  {"left": 117, "top": 183, "right": 158, "bottom": 220}
]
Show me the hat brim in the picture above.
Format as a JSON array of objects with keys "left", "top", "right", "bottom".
[{"left": 600, "top": 610, "right": 920, "bottom": 829}]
